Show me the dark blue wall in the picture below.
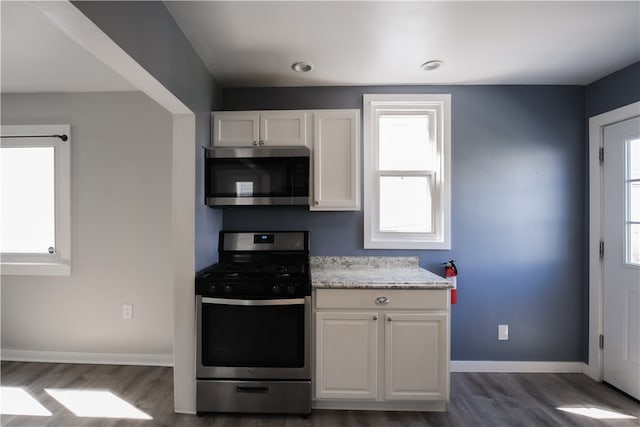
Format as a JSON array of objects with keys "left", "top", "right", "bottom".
[
  {"left": 223, "top": 85, "right": 586, "bottom": 361},
  {"left": 73, "top": 1, "right": 223, "bottom": 270},
  {"left": 586, "top": 61, "right": 640, "bottom": 118}
]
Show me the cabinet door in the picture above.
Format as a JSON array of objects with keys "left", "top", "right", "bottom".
[
  {"left": 315, "top": 311, "right": 378, "bottom": 399},
  {"left": 311, "top": 110, "right": 360, "bottom": 210},
  {"left": 212, "top": 112, "right": 260, "bottom": 147},
  {"left": 384, "top": 312, "right": 448, "bottom": 401},
  {"left": 260, "top": 111, "right": 308, "bottom": 146}
]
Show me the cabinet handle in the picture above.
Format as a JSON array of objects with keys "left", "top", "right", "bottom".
[
  {"left": 259, "top": 140, "right": 265, "bottom": 145},
  {"left": 373, "top": 315, "right": 378, "bottom": 321},
  {"left": 375, "top": 296, "right": 389, "bottom": 305},
  {"left": 314, "top": 201, "right": 319, "bottom": 205},
  {"left": 387, "top": 316, "right": 392, "bottom": 322},
  {"left": 253, "top": 141, "right": 259, "bottom": 146}
]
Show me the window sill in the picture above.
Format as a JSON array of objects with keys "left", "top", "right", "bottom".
[
  {"left": 1, "top": 262, "right": 71, "bottom": 276},
  {"left": 364, "top": 240, "right": 451, "bottom": 250}
]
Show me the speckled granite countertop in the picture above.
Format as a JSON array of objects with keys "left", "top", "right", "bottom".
[{"left": 311, "top": 256, "right": 452, "bottom": 289}]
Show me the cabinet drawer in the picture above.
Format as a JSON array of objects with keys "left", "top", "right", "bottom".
[{"left": 315, "top": 289, "right": 448, "bottom": 310}]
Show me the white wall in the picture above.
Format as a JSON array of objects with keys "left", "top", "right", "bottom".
[{"left": 1, "top": 92, "right": 174, "bottom": 362}]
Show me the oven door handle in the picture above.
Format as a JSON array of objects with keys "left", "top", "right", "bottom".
[{"left": 201, "top": 297, "right": 306, "bottom": 306}]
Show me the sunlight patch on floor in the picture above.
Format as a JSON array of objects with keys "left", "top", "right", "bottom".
[
  {"left": 558, "top": 406, "right": 637, "bottom": 420},
  {"left": 0, "top": 387, "right": 52, "bottom": 416},
  {"left": 45, "top": 389, "right": 152, "bottom": 420}
]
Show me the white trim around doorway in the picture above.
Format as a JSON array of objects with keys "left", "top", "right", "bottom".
[
  {"left": 30, "top": 1, "right": 197, "bottom": 413},
  {"left": 586, "top": 101, "right": 640, "bottom": 381}
]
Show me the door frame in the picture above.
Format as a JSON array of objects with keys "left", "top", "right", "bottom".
[
  {"left": 32, "top": 1, "right": 197, "bottom": 412},
  {"left": 586, "top": 101, "right": 640, "bottom": 381}
]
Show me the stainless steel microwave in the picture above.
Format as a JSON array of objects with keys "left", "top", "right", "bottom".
[{"left": 205, "top": 147, "right": 310, "bottom": 206}]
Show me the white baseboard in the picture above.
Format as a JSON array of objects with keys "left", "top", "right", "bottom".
[
  {"left": 451, "top": 360, "right": 584, "bottom": 373},
  {"left": 313, "top": 400, "right": 447, "bottom": 412},
  {"left": 1, "top": 349, "right": 173, "bottom": 367},
  {"left": 2, "top": 352, "right": 586, "bottom": 374}
]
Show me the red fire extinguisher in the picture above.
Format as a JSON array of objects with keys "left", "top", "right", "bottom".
[{"left": 444, "top": 260, "right": 458, "bottom": 304}]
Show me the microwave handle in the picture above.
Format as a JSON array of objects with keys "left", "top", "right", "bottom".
[{"left": 201, "top": 297, "right": 305, "bottom": 306}]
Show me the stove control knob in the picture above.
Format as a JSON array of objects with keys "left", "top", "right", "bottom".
[
  {"left": 286, "top": 285, "right": 296, "bottom": 294},
  {"left": 208, "top": 283, "right": 219, "bottom": 294},
  {"left": 272, "top": 285, "right": 281, "bottom": 294},
  {"left": 223, "top": 285, "right": 232, "bottom": 294}
]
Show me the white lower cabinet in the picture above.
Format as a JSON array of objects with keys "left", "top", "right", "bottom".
[
  {"left": 384, "top": 312, "right": 448, "bottom": 401},
  {"left": 314, "top": 289, "right": 450, "bottom": 410},
  {"left": 315, "top": 311, "right": 378, "bottom": 399}
]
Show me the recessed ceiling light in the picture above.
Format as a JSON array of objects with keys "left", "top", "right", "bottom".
[
  {"left": 291, "top": 62, "right": 314, "bottom": 73},
  {"left": 421, "top": 60, "right": 444, "bottom": 71}
]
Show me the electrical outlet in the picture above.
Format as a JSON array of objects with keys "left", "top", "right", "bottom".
[
  {"left": 498, "top": 324, "right": 509, "bottom": 341},
  {"left": 122, "top": 304, "right": 133, "bottom": 320}
]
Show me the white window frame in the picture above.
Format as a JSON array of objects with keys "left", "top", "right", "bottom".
[
  {"left": 1, "top": 124, "right": 71, "bottom": 275},
  {"left": 363, "top": 94, "right": 451, "bottom": 249}
]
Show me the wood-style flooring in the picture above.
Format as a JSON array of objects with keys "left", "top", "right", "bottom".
[{"left": 1, "top": 361, "right": 638, "bottom": 426}]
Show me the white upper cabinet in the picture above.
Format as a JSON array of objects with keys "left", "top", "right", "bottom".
[
  {"left": 211, "top": 108, "right": 360, "bottom": 211},
  {"left": 212, "top": 111, "right": 308, "bottom": 147},
  {"left": 311, "top": 110, "right": 360, "bottom": 211},
  {"left": 211, "top": 111, "right": 259, "bottom": 147},
  {"left": 260, "top": 111, "right": 308, "bottom": 146}
]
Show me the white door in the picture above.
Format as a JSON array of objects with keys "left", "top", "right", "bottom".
[
  {"left": 384, "top": 312, "right": 448, "bottom": 401},
  {"left": 603, "top": 116, "right": 640, "bottom": 399},
  {"left": 311, "top": 110, "right": 360, "bottom": 211},
  {"left": 260, "top": 111, "right": 308, "bottom": 146},
  {"left": 315, "top": 311, "right": 378, "bottom": 399},
  {"left": 211, "top": 111, "right": 259, "bottom": 147}
]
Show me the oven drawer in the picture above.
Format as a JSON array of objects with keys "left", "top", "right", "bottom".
[
  {"left": 196, "top": 379, "right": 311, "bottom": 414},
  {"left": 315, "top": 288, "right": 448, "bottom": 310}
]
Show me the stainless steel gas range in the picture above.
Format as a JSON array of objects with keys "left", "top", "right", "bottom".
[{"left": 195, "top": 231, "right": 311, "bottom": 415}]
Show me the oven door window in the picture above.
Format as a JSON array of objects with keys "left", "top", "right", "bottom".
[{"left": 201, "top": 301, "right": 305, "bottom": 368}]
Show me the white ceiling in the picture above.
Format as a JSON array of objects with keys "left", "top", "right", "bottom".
[
  {"left": 165, "top": 1, "right": 640, "bottom": 87},
  {"left": 1, "top": 1, "right": 638, "bottom": 94},
  {"left": 0, "top": 1, "right": 135, "bottom": 94}
]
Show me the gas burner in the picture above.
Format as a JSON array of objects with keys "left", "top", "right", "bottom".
[
  {"left": 224, "top": 272, "right": 240, "bottom": 278},
  {"left": 195, "top": 231, "right": 310, "bottom": 299}
]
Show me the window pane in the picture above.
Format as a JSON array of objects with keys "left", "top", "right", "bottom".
[
  {"left": 379, "top": 176, "right": 432, "bottom": 233},
  {"left": 1, "top": 147, "right": 55, "bottom": 253},
  {"left": 629, "top": 138, "right": 640, "bottom": 180},
  {"left": 629, "top": 182, "right": 640, "bottom": 222},
  {"left": 627, "top": 138, "right": 640, "bottom": 266},
  {"left": 379, "top": 116, "right": 432, "bottom": 170},
  {"left": 629, "top": 224, "right": 640, "bottom": 266}
]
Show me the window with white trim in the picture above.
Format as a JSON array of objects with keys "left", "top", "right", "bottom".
[
  {"left": 1, "top": 124, "right": 71, "bottom": 275},
  {"left": 363, "top": 94, "right": 451, "bottom": 249}
]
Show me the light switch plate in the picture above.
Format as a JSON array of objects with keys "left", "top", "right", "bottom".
[{"left": 122, "top": 304, "right": 133, "bottom": 320}]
